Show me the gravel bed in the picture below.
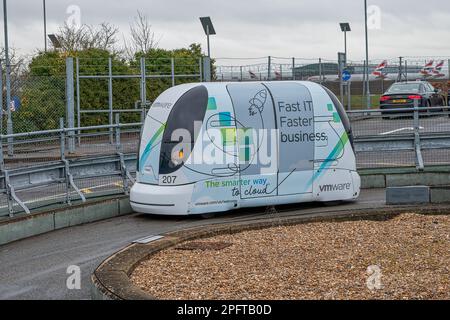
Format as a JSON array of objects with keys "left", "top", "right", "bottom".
[{"left": 131, "top": 213, "right": 449, "bottom": 300}]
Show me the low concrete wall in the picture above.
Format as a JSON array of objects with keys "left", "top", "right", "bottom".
[
  {"left": 430, "top": 186, "right": 450, "bottom": 204},
  {"left": 91, "top": 205, "right": 450, "bottom": 300},
  {"left": 360, "top": 166, "right": 450, "bottom": 189},
  {"left": 0, "top": 196, "right": 133, "bottom": 246}
]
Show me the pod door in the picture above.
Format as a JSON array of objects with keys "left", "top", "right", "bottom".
[
  {"left": 227, "top": 83, "right": 278, "bottom": 199},
  {"left": 264, "top": 82, "right": 315, "bottom": 196}
]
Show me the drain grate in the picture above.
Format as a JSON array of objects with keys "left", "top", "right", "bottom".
[
  {"left": 133, "top": 235, "right": 164, "bottom": 244},
  {"left": 175, "top": 241, "right": 233, "bottom": 251}
]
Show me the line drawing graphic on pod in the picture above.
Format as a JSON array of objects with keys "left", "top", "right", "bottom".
[{"left": 249, "top": 89, "right": 267, "bottom": 116}]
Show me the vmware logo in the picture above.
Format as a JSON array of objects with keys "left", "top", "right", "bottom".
[{"left": 319, "top": 183, "right": 351, "bottom": 193}]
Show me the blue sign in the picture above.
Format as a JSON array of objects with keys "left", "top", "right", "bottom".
[
  {"left": 342, "top": 70, "right": 351, "bottom": 82},
  {"left": 10, "top": 96, "right": 21, "bottom": 112}
]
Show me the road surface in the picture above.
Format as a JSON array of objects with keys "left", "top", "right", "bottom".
[{"left": 0, "top": 189, "right": 386, "bottom": 300}]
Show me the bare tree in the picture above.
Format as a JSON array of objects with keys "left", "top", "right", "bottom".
[
  {"left": 55, "top": 22, "right": 119, "bottom": 52},
  {"left": 88, "top": 23, "right": 119, "bottom": 50},
  {"left": 125, "top": 11, "right": 159, "bottom": 58},
  {"left": 0, "top": 47, "right": 27, "bottom": 91}
]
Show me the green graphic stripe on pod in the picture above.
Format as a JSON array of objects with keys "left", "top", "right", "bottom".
[
  {"left": 306, "top": 132, "right": 349, "bottom": 189},
  {"left": 139, "top": 124, "right": 166, "bottom": 172}
]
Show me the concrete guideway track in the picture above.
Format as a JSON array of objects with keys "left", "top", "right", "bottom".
[{"left": 0, "top": 189, "right": 416, "bottom": 300}]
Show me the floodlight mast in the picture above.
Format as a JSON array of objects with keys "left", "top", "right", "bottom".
[
  {"left": 199, "top": 17, "right": 216, "bottom": 58},
  {"left": 206, "top": 25, "right": 210, "bottom": 58},
  {"left": 339, "top": 23, "right": 351, "bottom": 66},
  {"left": 48, "top": 34, "right": 62, "bottom": 50}
]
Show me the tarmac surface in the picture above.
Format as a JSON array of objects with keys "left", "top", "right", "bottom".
[{"left": 0, "top": 189, "right": 386, "bottom": 300}]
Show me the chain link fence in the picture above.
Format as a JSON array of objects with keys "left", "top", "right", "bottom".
[
  {"left": 214, "top": 56, "right": 450, "bottom": 110},
  {"left": 1, "top": 55, "right": 450, "bottom": 217}
]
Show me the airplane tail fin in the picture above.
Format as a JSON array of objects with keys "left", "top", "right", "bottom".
[
  {"left": 420, "top": 60, "right": 435, "bottom": 76},
  {"left": 274, "top": 70, "right": 282, "bottom": 80},
  {"left": 433, "top": 60, "right": 445, "bottom": 72},
  {"left": 432, "top": 60, "right": 445, "bottom": 77},
  {"left": 373, "top": 60, "right": 388, "bottom": 78},
  {"left": 375, "top": 60, "right": 388, "bottom": 71}
]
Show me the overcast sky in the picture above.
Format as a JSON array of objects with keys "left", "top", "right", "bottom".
[{"left": 2, "top": 0, "right": 450, "bottom": 63}]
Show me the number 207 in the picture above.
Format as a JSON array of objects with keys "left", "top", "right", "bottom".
[{"left": 161, "top": 176, "right": 177, "bottom": 184}]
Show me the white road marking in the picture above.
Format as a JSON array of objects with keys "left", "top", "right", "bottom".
[{"left": 380, "top": 127, "right": 424, "bottom": 135}]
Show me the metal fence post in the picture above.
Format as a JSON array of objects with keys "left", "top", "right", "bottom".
[
  {"left": 171, "top": 57, "right": 175, "bottom": 87},
  {"left": 448, "top": 59, "right": 450, "bottom": 106},
  {"left": 405, "top": 60, "right": 408, "bottom": 81},
  {"left": 115, "top": 113, "right": 121, "bottom": 151},
  {"left": 6, "top": 84, "right": 13, "bottom": 156},
  {"left": 76, "top": 57, "right": 81, "bottom": 146},
  {"left": 140, "top": 57, "right": 147, "bottom": 105},
  {"left": 0, "top": 59, "right": 3, "bottom": 134},
  {"left": 108, "top": 57, "right": 114, "bottom": 144},
  {"left": 140, "top": 107, "right": 146, "bottom": 124},
  {"left": 397, "top": 56, "right": 403, "bottom": 82},
  {"left": 199, "top": 57, "right": 203, "bottom": 82},
  {"left": 0, "top": 132, "right": 4, "bottom": 171},
  {"left": 362, "top": 60, "right": 366, "bottom": 106},
  {"left": 59, "top": 117, "right": 65, "bottom": 159},
  {"left": 291, "top": 58, "right": 295, "bottom": 80},
  {"left": 60, "top": 117, "right": 70, "bottom": 205},
  {"left": 203, "top": 56, "right": 211, "bottom": 82},
  {"left": 65, "top": 57, "right": 75, "bottom": 153},
  {"left": 267, "top": 56, "right": 271, "bottom": 81},
  {"left": 347, "top": 81, "right": 352, "bottom": 111},
  {"left": 413, "top": 99, "right": 424, "bottom": 171},
  {"left": 319, "top": 58, "right": 322, "bottom": 84}
]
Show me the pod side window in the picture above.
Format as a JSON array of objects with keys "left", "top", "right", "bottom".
[
  {"left": 159, "top": 85, "right": 208, "bottom": 175},
  {"left": 322, "top": 86, "right": 354, "bottom": 148}
]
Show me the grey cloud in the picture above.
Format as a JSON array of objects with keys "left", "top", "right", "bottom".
[{"left": 1, "top": 0, "right": 450, "bottom": 61}]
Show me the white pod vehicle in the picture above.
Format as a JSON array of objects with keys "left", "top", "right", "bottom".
[{"left": 131, "top": 81, "right": 360, "bottom": 215}]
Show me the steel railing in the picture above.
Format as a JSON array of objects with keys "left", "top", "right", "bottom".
[{"left": 1, "top": 104, "right": 450, "bottom": 217}]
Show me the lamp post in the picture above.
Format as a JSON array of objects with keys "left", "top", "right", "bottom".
[
  {"left": 199, "top": 17, "right": 216, "bottom": 82},
  {"left": 199, "top": 17, "right": 216, "bottom": 59},
  {"left": 3, "top": 1, "right": 12, "bottom": 131},
  {"left": 43, "top": 0, "right": 47, "bottom": 52},
  {"left": 364, "top": 0, "right": 371, "bottom": 109},
  {"left": 339, "top": 22, "right": 351, "bottom": 66},
  {"left": 339, "top": 23, "right": 351, "bottom": 108}
]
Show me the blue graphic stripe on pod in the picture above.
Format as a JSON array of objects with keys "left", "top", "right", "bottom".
[
  {"left": 306, "top": 132, "right": 349, "bottom": 189},
  {"left": 139, "top": 124, "right": 166, "bottom": 172}
]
